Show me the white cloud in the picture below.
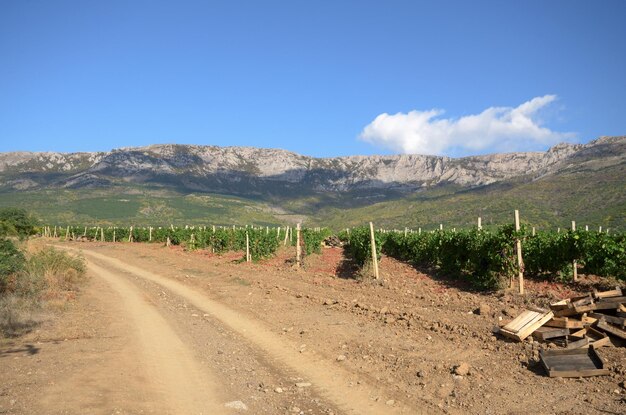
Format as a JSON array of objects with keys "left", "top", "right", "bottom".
[{"left": 359, "top": 95, "right": 576, "bottom": 156}]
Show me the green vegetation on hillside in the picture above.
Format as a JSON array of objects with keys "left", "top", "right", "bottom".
[{"left": 313, "top": 163, "right": 626, "bottom": 232}]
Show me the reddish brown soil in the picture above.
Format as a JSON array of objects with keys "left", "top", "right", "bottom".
[{"left": 1, "top": 240, "right": 624, "bottom": 414}]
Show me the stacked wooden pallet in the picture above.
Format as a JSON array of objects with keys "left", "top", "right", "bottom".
[{"left": 494, "top": 287, "right": 624, "bottom": 377}]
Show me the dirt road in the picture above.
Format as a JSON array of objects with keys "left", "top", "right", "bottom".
[{"left": 2, "top": 241, "right": 624, "bottom": 414}]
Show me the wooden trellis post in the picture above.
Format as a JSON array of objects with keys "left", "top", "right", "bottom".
[
  {"left": 572, "top": 221, "right": 578, "bottom": 282},
  {"left": 100, "top": 227, "right": 104, "bottom": 242},
  {"left": 113, "top": 228, "right": 116, "bottom": 243},
  {"left": 149, "top": 226, "right": 152, "bottom": 242},
  {"left": 283, "top": 226, "right": 289, "bottom": 246},
  {"left": 477, "top": 217, "right": 482, "bottom": 230},
  {"left": 369, "top": 222, "right": 379, "bottom": 280},
  {"left": 296, "top": 223, "right": 302, "bottom": 267},
  {"left": 514, "top": 210, "right": 524, "bottom": 295},
  {"left": 245, "top": 231, "right": 251, "bottom": 263}
]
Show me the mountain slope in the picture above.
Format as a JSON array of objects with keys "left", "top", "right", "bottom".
[{"left": 0, "top": 136, "right": 624, "bottom": 229}]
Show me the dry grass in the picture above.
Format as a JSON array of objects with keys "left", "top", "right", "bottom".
[{"left": 0, "top": 246, "right": 86, "bottom": 337}]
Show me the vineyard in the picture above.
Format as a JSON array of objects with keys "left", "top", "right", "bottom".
[
  {"left": 45, "top": 224, "right": 330, "bottom": 262},
  {"left": 342, "top": 224, "right": 626, "bottom": 289},
  {"left": 42, "top": 218, "right": 626, "bottom": 290}
]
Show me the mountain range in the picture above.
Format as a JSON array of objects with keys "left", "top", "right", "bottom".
[{"left": 0, "top": 136, "right": 624, "bottom": 230}]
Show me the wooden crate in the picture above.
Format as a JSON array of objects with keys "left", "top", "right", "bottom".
[
  {"left": 539, "top": 348, "right": 609, "bottom": 377},
  {"left": 499, "top": 309, "right": 553, "bottom": 341}
]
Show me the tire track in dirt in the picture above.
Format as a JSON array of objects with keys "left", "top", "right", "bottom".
[
  {"left": 61, "top": 245, "right": 421, "bottom": 415},
  {"left": 86, "top": 260, "right": 227, "bottom": 414}
]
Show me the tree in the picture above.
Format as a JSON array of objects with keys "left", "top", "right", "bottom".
[{"left": 0, "top": 208, "right": 39, "bottom": 238}]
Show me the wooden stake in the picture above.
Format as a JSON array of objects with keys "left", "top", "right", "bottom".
[
  {"left": 515, "top": 210, "right": 524, "bottom": 295},
  {"left": 477, "top": 217, "right": 482, "bottom": 230},
  {"left": 83, "top": 226, "right": 87, "bottom": 236},
  {"left": 369, "top": 222, "right": 379, "bottom": 280},
  {"left": 149, "top": 226, "right": 152, "bottom": 242},
  {"left": 296, "top": 223, "right": 302, "bottom": 267},
  {"left": 65, "top": 226, "right": 70, "bottom": 241},
  {"left": 128, "top": 226, "right": 133, "bottom": 242},
  {"left": 532, "top": 227, "right": 536, "bottom": 236},
  {"left": 113, "top": 228, "right": 116, "bottom": 243},
  {"left": 101, "top": 227, "right": 104, "bottom": 242},
  {"left": 245, "top": 232, "right": 250, "bottom": 263},
  {"left": 572, "top": 221, "right": 578, "bottom": 282},
  {"left": 439, "top": 224, "right": 443, "bottom": 230}
]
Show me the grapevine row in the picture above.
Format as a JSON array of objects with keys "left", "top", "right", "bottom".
[
  {"left": 341, "top": 225, "right": 626, "bottom": 289},
  {"left": 46, "top": 225, "right": 330, "bottom": 262}
]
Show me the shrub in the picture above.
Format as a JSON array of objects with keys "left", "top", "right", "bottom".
[
  {"left": 0, "top": 238, "right": 26, "bottom": 293},
  {"left": 0, "top": 207, "right": 39, "bottom": 238},
  {"left": 23, "top": 247, "right": 86, "bottom": 295}
]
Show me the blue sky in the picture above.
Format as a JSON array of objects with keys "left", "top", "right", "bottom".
[{"left": 1, "top": 0, "right": 625, "bottom": 157}]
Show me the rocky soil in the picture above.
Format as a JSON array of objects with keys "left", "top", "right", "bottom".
[{"left": 2, "top": 240, "right": 624, "bottom": 414}]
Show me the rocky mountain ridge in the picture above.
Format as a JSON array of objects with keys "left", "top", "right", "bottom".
[{"left": 0, "top": 136, "right": 624, "bottom": 195}]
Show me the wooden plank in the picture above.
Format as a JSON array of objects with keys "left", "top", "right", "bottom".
[
  {"left": 516, "top": 311, "right": 554, "bottom": 340},
  {"left": 554, "top": 307, "right": 581, "bottom": 317},
  {"left": 596, "top": 319, "right": 626, "bottom": 340},
  {"left": 549, "top": 299, "right": 571, "bottom": 311},
  {"left": 532, "top": 326, "right": 570, "bottom": 341},
  {"left": 591, "top": 336, "right": 611, "bottom": 349},
  {"left": 544, "top": 317, "right": 585, "bottom": 329},
  {"left": 593, "top": 287, "right": 623, "bottom": 299},
  {"left": 593, "top": 301, "right": 626, "bottom": 311},
  {"left": 503, "top": 311, "right": 535, "bottom": 332},
  {"left": 582, "top": 327, "right": 611, "bottom": 348},
  {"left": 597, "top": 296, "right": 626, "bottom": 304},
  {"left": 589, "top": 313, "right": 626, "bottom": 328},
  {"left": 581, "top": 314, "right": 598, "bottom": 325},
  {"left": 566, "top": 336, "right": 590, "bottom": 349},
  {"left": 573, "top": 304, "right": 597, "bottom": 314},
  {"left": 571, "top": 294, "right": 594, "bottom": 307},
  {"left": 512, "top": 311, "right": 543, "bottom": 332}
]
